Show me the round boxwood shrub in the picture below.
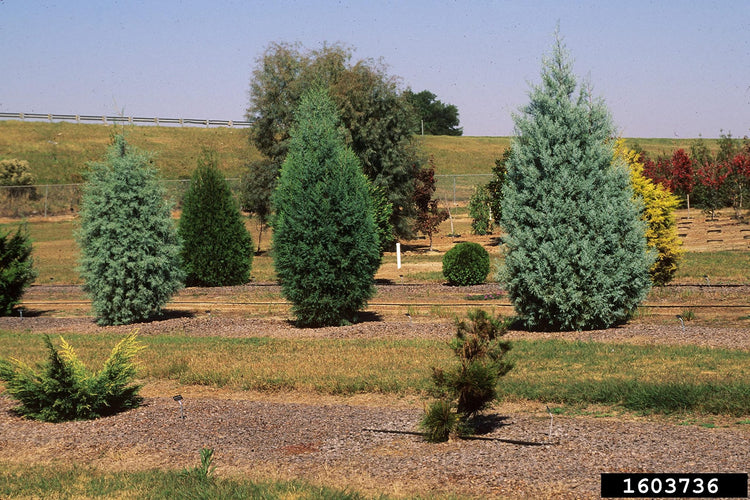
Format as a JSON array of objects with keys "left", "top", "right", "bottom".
[{"left": 442, "top": 242, "right": 490, "bottom": 286}]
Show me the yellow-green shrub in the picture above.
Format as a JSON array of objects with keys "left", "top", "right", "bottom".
[{"left": 615, "top": 140, "right": 683, "bottom": 285}]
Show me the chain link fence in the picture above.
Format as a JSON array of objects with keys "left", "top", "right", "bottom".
[
  {"left": 0, "top": 179, "right": 241, "bottom": 218},
  {"left": 1, "top": 175, "right": 492, "bottom": 218}
]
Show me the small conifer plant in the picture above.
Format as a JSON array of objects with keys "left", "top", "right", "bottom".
[
  {"left": 442, "top": 242, "right": 491, "bottom": 286},
  {"left": 0, "top": 333, "right": 144, "bottom": 422},
  {"left": 179, "top": 149, "right": 253, "bottom": 286},
  {"left": 272, "top": 87, "right": 380, "bottom": 327},
  {"left": 77, "top": 135, "right": 184, "bottom": 325},
  {"left": 499, "top": 32, "right": 652, "bottom": 331},
  {"left": 468, "top": 185, "right": 492, "bottom": 235},
  {"left": 420, "top": 310, "right": 513, "bottom": 442},
  {"left": 0, "top": 224, "right": 37, "bottom": 315}
]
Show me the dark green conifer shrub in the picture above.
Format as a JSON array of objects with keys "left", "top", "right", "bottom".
[
  {"left": 78, "top": 136, "right": 183, "bottom": 325},
  {"left": 272, "top": 87, "right": 381, "bottom": 327},
  {"left": 179, "top": 149, "right": 253, "bottom": 286},
  {"left": 369, "top": 183, "right": 396, "bottom": 256},
  {"left": 468, "top": 185, "right": 492, "bottom": 235},
  {"left": 0, "top": 224, "right": 37, "bottom": 315},
  {"left": 420, "top": 310, "right": 513, "bottom": 442},
  {"left": 499, "top": 33, "right": 652, "bottom": 331},
  {"left": 442, "top": 242, "right": 490, "bottom": 286},
  {"left": 0, "top": 333, "right": 144, "bottom": 422}
]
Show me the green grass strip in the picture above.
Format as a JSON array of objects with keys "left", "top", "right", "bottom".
[
  {"left": 0, "top": 332, "right": 747, "bottom": 416},
  {"left": 0, "top": 463, "right": 389, "bottom": 500}
]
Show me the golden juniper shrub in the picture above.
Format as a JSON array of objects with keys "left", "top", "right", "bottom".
[
  {"left": 615, "top": 140, "right": 683, "bottom": 285},
  {"left": 0, "top": 332, "right": 144, "bottom": 422}
]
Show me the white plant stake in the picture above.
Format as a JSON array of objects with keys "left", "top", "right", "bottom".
[{"left": 546, "top": 405, "right": 554, "bottom": 442}]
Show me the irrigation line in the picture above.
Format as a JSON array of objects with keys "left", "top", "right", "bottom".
[{"left": 17, "top": 300, "right": 750, "bottom": 310}]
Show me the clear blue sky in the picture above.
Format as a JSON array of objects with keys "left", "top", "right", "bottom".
[{"left": 2, "top": 1, "right": 748, "bottom": 138}]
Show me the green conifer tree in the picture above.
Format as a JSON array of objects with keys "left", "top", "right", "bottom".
[
  {"left": 272, "top": 87, "right": 380, "bottom": 327},
  {"left": 77, "top": 135, "right": 184, "bottom": 325},
  {"left": 0, "top": 224, "right": 37, "bottom": 316},
  {"left": 499, "top": 33, "right": 652, "bottom": 331},
  {"left": 179, "top": 149, "right": 253, "bottom": 286}
]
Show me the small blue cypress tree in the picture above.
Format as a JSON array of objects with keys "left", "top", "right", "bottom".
[
  {"left": 499, "top": 33, "right": 652, "bottom": 331},
  {"left": 78, "top": 135, "right": 184, "bottom": 325}
]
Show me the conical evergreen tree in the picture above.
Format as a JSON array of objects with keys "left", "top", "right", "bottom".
[
  {"left": 178, "top": 149, "right": 253, "bottom": 286},
  {"left": 499, "top": 34, "right": 652, "bottom": 331},
  {"left": 78, "top": 135, "right": 184, "bottom": 325},
  {"left": 272, "top": 87, "right": 380, "bottom": 327}
]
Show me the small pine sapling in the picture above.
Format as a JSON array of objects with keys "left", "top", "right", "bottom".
[{"left": 420, "top": 310, "right": 512, "bottom": 442}]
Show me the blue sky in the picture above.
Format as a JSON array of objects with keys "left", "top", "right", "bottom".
[{"left": 2, "top": 1, "right": 748, "bottom": 138}]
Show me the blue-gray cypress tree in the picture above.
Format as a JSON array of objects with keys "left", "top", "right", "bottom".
[
  {"left": 77, "top": 135, "right": 184, "bottom": 325},
  {"left": 178, "top": 149, "right": 253, "bottom": 286},
  {"left": 499, "top": 34, "right": 652, "bottom": 331},
  {"left": 272, "top": 87, "right": 380, "bottom": 327}
]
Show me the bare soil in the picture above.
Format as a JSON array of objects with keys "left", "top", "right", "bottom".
[{"left": 1, "top": 284, "right": 749, "bottom": 499}]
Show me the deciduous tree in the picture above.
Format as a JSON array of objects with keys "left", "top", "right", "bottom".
[
  {"left": 413, "top": 158, "right": 448, "bottom": 251},
  {"left": 239, "top": 159, "right": 279, "bottom": 253},
  {"left": 404, "top": 89, "right": 463, "bottom": 136},
  {"left": 247, "top": 42, "right": 422, "bottom": 237}
]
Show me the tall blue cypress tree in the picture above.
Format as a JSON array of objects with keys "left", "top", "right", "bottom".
[
  {"left": 272, "top": 87, "right": 380, "bottom": 327},
  {"left": 499, "top": 33, "right": 652, "bottom": 331},
  {"left": 78, "top": 135, "right": 184, "bottom": 325}
]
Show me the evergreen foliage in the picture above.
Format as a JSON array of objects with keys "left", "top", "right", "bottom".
[
  {"left": 442, "top": 242, "right": 490, "bottom": 286},
  {"left": 178, "top": 149, "right": 253, "bottom": 286},
  {"left": 0, "top": 224, "right": 37, "bottom": 316},
  {"left": 499, "top": 34, "right": 652, "bottom": 331},
  {"left": 0, "top": 225, "right": 37, "bottom": 316},
  {"left": 77, "top": 135, "right": 184, "bottom": 325},
  {"left": 468, "top": 185, "right": 492, "bottom": 235},
  {"left": 0, "top": 333, "right": 144, "bottom": 422},
  {"left": 272, "top": 87, "right": 380, "bottom": 327},
  {"left": 615, "top": 140, "right": 683, "bottom": 285},
  {"left": 486, "top": 149, "right": 511, "bottom": 226},
  {"left": 420, "top": 310, "right": 513, "bottom": 442},
  {"left": 369, "top": 183, "right": 396, "bottom": 256}
]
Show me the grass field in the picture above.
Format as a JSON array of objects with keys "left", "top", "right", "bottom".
[
  {"left": 0, "top": 121, "right": 722, "bottom": 183},
  {"left": 0, "top": 463, "right": 375, "bottom": 500},
  {"left": 0, "top": 331, "right": 746, "bottom": 416},
  {"left": 2, "top": 216, "right": 748, "bottom": 285}
]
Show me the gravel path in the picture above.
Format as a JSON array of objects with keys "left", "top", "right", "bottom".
[{"left": 1, "top": 393, "right": 748, "bottom": 499}]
